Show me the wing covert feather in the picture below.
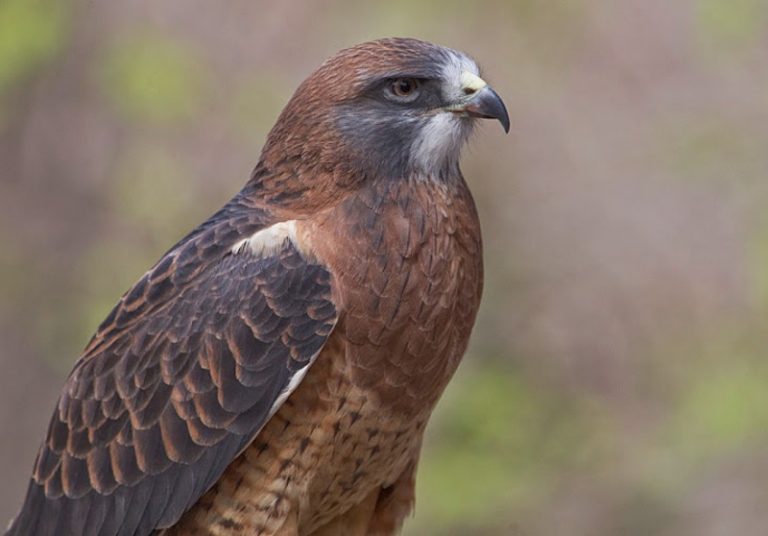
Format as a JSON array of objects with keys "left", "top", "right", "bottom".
[{"left": 7, "top": 212, "right": 337, "bottom": 536}]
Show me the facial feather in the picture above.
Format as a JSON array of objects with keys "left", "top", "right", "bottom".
[
  {"left": 409, "top": 112, "right": 473, "bottom": 177},
  {"left": 255, "top": 38, "right": 487, "bottom": 198}
]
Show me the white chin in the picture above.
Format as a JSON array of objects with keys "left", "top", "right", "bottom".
[{"left": 409, "top": 113, "right": 471, "bottom": 175}]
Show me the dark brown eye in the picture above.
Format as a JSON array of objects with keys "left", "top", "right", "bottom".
[{"left": 390, "top": 78, "right": 420, "bottom": 99}]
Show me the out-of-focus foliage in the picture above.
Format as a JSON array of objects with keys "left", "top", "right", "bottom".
[
  {"left": 101, "top": 35, "right": 208, "bottom": 123},
  {"left": 0, "top": 0, "right": 69, "bottom": 96},
  {"left": 696, "top": 0, "right": 767, "bottom": 49},
  {"left": 1, "top": 1, "right": 767, "bottom": 534},
  {"left": 675, "top": 362, "right": 768, "bottom": 453},
  {"left": 412, "top": 365, "right": 616, "bottom": 533},
  {"left": 750, "top": 221, "right": 768, "bottom": 310}
]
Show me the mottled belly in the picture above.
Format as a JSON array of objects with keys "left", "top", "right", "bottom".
[{"left": 166, "top": 336, "right": 427, "bottom": 535}]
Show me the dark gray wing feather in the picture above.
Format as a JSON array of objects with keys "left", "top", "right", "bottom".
[{"left": 6, "top": 198, "right": 337, "bottom": 536}]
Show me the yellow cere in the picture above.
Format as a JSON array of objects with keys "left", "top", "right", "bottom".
[{"left": 459, "top": 71, "right": 487, "bottom": 93}]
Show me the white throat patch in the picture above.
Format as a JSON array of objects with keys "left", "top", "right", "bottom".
[
  {"left": 410, "top": 113, "right": 467, "bottom": 174},
  {"left": 409, "top": 50, "right": 480, "bottom": 174}
]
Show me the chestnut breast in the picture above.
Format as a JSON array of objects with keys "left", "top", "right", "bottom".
[{"left": 304, "top": 177, "right": 483, "bottom": 415}]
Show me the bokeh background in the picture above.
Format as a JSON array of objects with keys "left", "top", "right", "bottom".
[{"left": 1, "top": 1, "right": 767, "bottom": 534}]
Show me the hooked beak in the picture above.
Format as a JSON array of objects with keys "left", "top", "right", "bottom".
[{"left": 447, "top": 71, "right": 510, "bottom": 133}]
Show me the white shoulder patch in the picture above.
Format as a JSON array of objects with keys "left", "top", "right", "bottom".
[{"left": 231, "top": 220, "right": 298, "bottom": 256}]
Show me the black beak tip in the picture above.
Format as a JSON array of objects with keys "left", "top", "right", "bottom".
[
  {"left": 488, "top": 87, "right": 510, "bottom": 134},
  {"left": 499, "top": 111, "right": 510, "bottom": 134},
  {"left": 465, "top": 86, "right": 510, "bottom": 134}
]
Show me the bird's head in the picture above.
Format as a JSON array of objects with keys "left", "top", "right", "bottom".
[{"left": 255, "top": 38, "right": 508, "bottom": 210}]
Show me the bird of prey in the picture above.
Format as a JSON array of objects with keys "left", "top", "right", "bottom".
[{"left": 7, "top": 37, "right": 509, "bottom": 536}]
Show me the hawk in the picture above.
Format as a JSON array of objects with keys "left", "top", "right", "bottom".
[{"left": 7, "top": 37, "right": 509, "bottom": 536}]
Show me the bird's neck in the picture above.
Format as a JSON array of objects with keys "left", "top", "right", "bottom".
[
  {"left": 299, "top": 174, "right": 483, "bottom": 413},
  {"left": 241, "top": 157, "right": 364, "bottom": 221}
]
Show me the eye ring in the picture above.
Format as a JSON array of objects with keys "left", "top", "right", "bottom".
[{"left": 388, "top": 78, "right": 421, "bottom": 101}]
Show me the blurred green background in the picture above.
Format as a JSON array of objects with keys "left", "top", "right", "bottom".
[{"left": 1, "top": 1, "right": 767, "bottom": 534}]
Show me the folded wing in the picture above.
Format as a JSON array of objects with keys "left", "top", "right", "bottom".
[{"left": 7, "top": 214, "right": 337, "bottom": 536}]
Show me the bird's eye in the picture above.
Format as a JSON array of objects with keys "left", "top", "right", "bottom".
[{"left": 388, "top": 78, "right": 421, "bottom": 101}]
